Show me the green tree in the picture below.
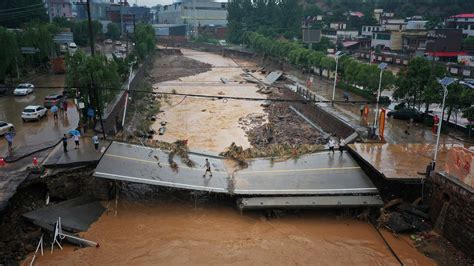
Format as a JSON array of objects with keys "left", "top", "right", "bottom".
[
  {"left": 73, "top": 20, "right": 102, "bottom": 46},
  {"left": 106, "top": 23, "right": 120, "bottom": 40},
  {"left": 0, "top": 26, "right": 20, "bottom": 82},
  {"left": 134, "top": 23, "right": 155, "bottom": 60},
  {"left": 19, "top": 22, "right": 57, "bottom": 68},
  {"left": 65, "top": 50, "right": 121, "bottom": 109}
]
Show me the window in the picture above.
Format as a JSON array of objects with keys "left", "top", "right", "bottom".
[
  {"left": 221, "top": 3, "right": 226, "bottom": 8},
  {"left": 376, "top": 33, "right": 390, "bottom": 40}
]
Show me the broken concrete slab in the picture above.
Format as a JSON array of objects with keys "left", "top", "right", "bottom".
[
  {"left": 264, "top": 71, "right": 283, "bottom": 85},
  {"left": 23, "top": 196, "right": 105, "bottom": 233}
]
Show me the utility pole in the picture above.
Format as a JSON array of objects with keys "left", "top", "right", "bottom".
[
  {"left": 86, "top": 0, "right": 106, "bottom": 139},
  {"left": 48, "top": 0, "right": 53, "bottom": 23}
]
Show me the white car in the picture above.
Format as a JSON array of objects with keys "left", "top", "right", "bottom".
[
  {"left": 14, "top": 83, "right": 34, "bottom": 96},
  {"left": 115, "top": 41, "right": 122, "bottom": 46},
  {"left": 0, "top": 121, "right": 14, "bottom": 136},
  {"left": 113, "top": 51, "right": 124, "bottom": 59},
  {"left": 21, "top": 105, "right": 47, "bottom": 122},
  {"left": 105, "top": 39, "right": 113, "bottom": 44}
]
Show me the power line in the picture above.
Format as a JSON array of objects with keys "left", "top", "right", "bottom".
[
  {"left": 0, "top": 8, "right": 46, "bottom": 20},
  {"left": 0, "top": 3, "right": 44, "bottom": 13},
  {"left": 1, "top": 86, "right": 382, "bottom": 104}
]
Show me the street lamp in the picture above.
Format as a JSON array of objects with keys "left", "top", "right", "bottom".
[
  {"left": 373, "top": 62, "right": 388, "bottom": 131},
  {"left": 432, "top": 76, "right": 456, "bottom": 170},
  {"left": 331, "top": 51, "right": 343, "bottom": 106}
]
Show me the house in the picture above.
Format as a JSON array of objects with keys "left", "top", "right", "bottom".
[
  {"left": 361, "top": 25, "right": 382, "bottom": 37},
  {"left": 446, "top": 14, "right": 474, "bottom": 37},
  {"left": 47, "top": 0, "right": 73, "bottom": 19},
  {"left": 425, "top": 29, "right": 465, "bottom": 62},
  {"left": 381, "top": 18, "right": 406, "bottom": 31},
  {"left": 158, "top": 0, "right": 227, "bottom": 27},
  {"left": 371, "top": 31, "right": 402, "bottom": 51},
  {"left": 329, "top": 22, "right": 346, "bottom": 30}
]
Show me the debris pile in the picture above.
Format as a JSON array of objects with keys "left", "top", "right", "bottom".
[
  {"left": 220, "top": 142, "right": 324, "bottom": 164},
  {"left": 243, "top": 101, "right": 326, "bottom": 148},
  {"left": 378, "top": 198, "right": 432, "bottom": 233},
  {"left": 154, "top": 140, "right": 195, "bottom": 170}
]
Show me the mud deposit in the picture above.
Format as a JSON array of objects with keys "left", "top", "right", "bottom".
[{"left": 28, "top": 195, "right": 434, "bottom": 265}]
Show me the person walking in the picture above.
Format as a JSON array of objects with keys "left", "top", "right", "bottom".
[
  {"left": 62, "top": 134, "right": 68, "bottom": 153},
  {"left": 73, "top": 133, "right": 80, "bottom": 149},
  {"left": 62, "top": 100, "right": 68, "bottom": 116},
  {"left": 339, "top": 137, "right": 345, "bottom": 154},
  {"left": 328, "top": 137, "right": 336, "bottom": 153},
  {"left": 92, "top": 134, "right": 100, "bottom": 152},
  {"left": 5, "top": 128, "right": 15, "bottom": 155},
  {"left": 203, "top": 158, "right": 212, "bottom": 178},
  {"left": 51, "top": 105, "right": 59, "bottom": 121},
  {"left": 359, "top": 104, "right": 364, "bottom": 116}
]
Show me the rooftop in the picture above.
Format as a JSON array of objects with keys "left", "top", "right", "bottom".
[{"left": 449, "top": 13, "right": 474, "bottom": 19}]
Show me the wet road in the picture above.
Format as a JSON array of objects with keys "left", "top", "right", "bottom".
[
  {"left": 291, "top": 70, "right": 463, "bottom": 145},
  {"left": 95, "top": 142, "right": 379, "bottom": 200},
  {"left": 0, "top": 74, "right": 79, "bottom": 156}
]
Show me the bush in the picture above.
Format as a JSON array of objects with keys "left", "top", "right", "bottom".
[{"left": 339, "top": 82, "right": 375, "bottom": 101}]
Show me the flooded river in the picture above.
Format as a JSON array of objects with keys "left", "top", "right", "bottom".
[{"left": 29, "top": 198, "right": 433, "bottom": 265}]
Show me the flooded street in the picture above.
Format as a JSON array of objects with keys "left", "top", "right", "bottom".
[
  {"left": 29, "top": 199, "right": 434, "bottom": 265},
  {"left": 0, "top": 74, "right": 79, "bottom": 155}
]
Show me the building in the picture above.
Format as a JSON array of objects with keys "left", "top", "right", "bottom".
[
  {"left": 446, "top": 13, "right": 474, "bottom": 37},
  {"left": 329, "top": 22, "right": 346, "bottom": 30},
  {"left": 371, "top": 31, "right": 402, "bottom": 51},
  {"left": 425, "top": 29, "right": 465, "bottom": 62},
  {"left": 47, "top": 0, "right": 73, "bottom": 20},
  {"left": 381, "top": 18, "right": 406, "bottom": 31},
  {"left": 158, "top": 0, "right": 227, "bottom": 27},
  {"left": 361, "top": 25, "right": 381, "bottom": 37}
]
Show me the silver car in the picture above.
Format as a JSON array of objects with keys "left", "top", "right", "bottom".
[
  {"left": 0, "top": 121, "right": 14, "bottom": 136},
  {"left": 14, "top": 83, "right": 34, "bottom": 96}
]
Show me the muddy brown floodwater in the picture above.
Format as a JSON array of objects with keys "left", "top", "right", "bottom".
[{"left": 28, "top": 199, "right": 434, "bottom": 265}]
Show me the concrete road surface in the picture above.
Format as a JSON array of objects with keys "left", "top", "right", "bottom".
[{"left": 95, "top": 142, "right": 379, "bottom": 197}]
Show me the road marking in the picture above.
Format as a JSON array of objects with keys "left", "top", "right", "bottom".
[
  {"left": 103, "top": 153, "right": 227, "bottom": 173},
  {"left": 234, "top": 188, "right": 378, "bottom": 193},
  {"left": 95, "top": 172, "right": 227, "bottom": 193},
  {"left": 239, "top": 166, "right": 361, "bottom": 174}
]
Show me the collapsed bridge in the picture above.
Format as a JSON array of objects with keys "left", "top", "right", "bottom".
[{"left": 94, "top": 142, "right": 383, "bottom": 209}]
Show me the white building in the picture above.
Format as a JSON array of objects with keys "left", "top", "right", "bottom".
[
  {"left": 361, "top": 25, "right": 381, "bottom": 37},
  {"left": 446, "top": 14, "right": 474, "bottom": 37},
  {"left": 158, "top": 0, "right": 227, "bottom": 27}
]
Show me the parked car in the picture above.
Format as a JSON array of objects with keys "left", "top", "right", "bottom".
[
  {"left": 0, "top": 121, "right": 14, "bottom": 136},
  {"left": 387, "top": 108, "right": 424, "bottom": 122},
  {"left": 43, "top": 94, "right": 63, "bottom": 108},
  {"left": 0, "top": 84, "right": 7, "bottom": 95},
  {"left": 14, "top": 83, "right": 34, "bottom": 96},
  {"left": 113, "top": 51, "right": 124, "bottom": 59},
  {"left": 21, "top": 105, "right": 47, "bottom": 122},
  {"left": 115, "top": 40, "right": 122, "bottom": 46},
  {"left": 105, "top": 39, "right": 113, "bottom": 44}
]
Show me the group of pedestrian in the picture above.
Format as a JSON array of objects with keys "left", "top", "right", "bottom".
[
  {"left": 52, "top": 101, "right": 68, "bottom": 121},
  {"left": 62, "top": 132, "right": 100, "bottom": 153},
  {"left": 327, "top": 136, "right": 345, "bottom": 154}
]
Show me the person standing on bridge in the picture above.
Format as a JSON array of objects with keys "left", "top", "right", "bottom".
[
  {"left": 203, "top": 158, "right": 212, "bottom": 178},
  {"left": 92, "top": 134, "right": 100, "bottom": 152},
  {"left": 328, "top": 137, "right": 336, "bottom": 154},
  {"left": 339, "top": 137, "right": 345, "bottom": 154}
]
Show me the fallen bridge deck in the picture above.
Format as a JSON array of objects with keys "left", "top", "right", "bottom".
[{"left": 94, "top": 142, "right": 382, "bottom": 207}]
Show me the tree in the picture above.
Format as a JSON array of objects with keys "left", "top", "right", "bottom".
[
  {"left": 393, "top": 57, "right": 446, "bottom": 111},
  {"left": 0, "top": 27, "right": 20, "bottom": 82},
  {"left": 19, "top": 22, "right": 57, "bottom": 68},
  {"left": 65, "top": 50, "right": 121, "bottom": 109},
  {"left": 0, "top": 0, "right": 47, "bottom": 28},
  {"left": 134, "top": 23, "right": 155, "bottom": 59},
  {"left": 106, "top": 23, "right": 120, "bottom": 40},
  {"left": 73, "top": 20, "right": 102, "bottom": 46}
]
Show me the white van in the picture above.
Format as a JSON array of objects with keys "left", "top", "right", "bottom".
[{"left": 68, "top": 42, "right": 78, "bottom": 55}]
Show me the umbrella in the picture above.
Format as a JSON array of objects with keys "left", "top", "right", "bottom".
[
  {"left": 51, "top": 105, "right": 58, "bottom": 113},
  {"left": 68, "top": 129, "right": 81, "bottom": 136}
]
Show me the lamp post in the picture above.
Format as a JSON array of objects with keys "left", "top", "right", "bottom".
[
  {"left": 331, "top": 51, "right": 343, "bottom": 106},
  {"left": 373, "top": 62, "right": 388, "bottom": 131},
  {"left": 432, "top": 76, "right": 456, "bottom": 170}
]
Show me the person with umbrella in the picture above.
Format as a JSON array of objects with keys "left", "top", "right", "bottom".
[
  {"left": 51, "top": 105, "right": 59, "bottom": 121},
  {"left": 69, "top": 129, "right": 81, "bottom": 149}
]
